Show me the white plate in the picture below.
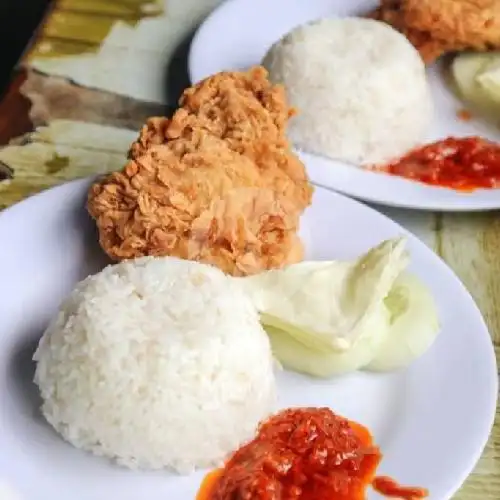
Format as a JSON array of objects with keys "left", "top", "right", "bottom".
[
  {"left": 0, "top": 179, "right": 497, "bottom": 500},
  {"left": 188, "top": 0, "right": 500, "bottom": 211}
]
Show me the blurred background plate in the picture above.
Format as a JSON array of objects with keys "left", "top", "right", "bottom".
[{"left": 189, "top": 0, "right": 500, "bottom": 211}]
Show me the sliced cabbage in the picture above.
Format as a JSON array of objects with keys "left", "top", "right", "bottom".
[
  {"left": 476, "top": 59, "right": 500, "bottom": 104},
  {"left": 451, "top": 52, "right": 500, "bottom": 113},
  {"left": 264, "top": 304, "right": 390, "bottom": 377},
  {"left": 365, "top": 272, "right": 440, "bottom": 372},
  {"left": 236, "top": 237, "right": 440, "bottom": 378},
  {"left": 238, "top": 238, "right": 409, "bottom": 352}
]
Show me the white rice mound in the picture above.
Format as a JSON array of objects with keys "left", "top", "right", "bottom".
[
  {"left": 262, "top": 17, "right": 433, "bottom": 166},
  {"left": 33, "top": 257, "right": 276, "bottom": 473}
]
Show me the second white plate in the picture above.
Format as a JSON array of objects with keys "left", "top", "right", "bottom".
[{"left": 189, "top": 0, "right": 500, "bottom": 211}]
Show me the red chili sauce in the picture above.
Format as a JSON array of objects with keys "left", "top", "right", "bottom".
[
  {"left": 376, "top": 136, "right": 500, "bottom": 191},
  {"left": 373, "top": 476, "right": 429, "bottom": 500},
  {"left": 456, "top": 109, "right": 472, "bottom": 122},
  {"left": 197, "top": 407, "right": 428, "bottom": 500}
]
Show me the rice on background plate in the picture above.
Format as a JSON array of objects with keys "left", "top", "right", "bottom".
[{"left": 263, "top": 17, "right": 433, "bottom": 166}]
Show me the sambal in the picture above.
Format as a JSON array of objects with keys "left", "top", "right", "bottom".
[
  {"left": 198, "top": 407, "right": 382, "bottom": 500},
  {"left": 373, "top": 476, "right": 428, "bottom": 499},
  {"left": 376, "top": 136, "right": 500, "bottom": 191}
]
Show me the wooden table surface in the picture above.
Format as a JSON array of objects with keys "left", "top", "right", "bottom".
[{"left": 0, "top": 1, "right": 498, "bottom": 498}]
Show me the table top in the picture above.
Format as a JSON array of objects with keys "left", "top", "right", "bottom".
[{"left": 0, "top": 1, "right": 498, "bottom": 498}]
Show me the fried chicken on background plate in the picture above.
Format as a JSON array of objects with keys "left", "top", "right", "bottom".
[
  {"left": 87, "top": 67, "right": 313, "bottom": 277},
  {"left": 370, "top": 0, "right": 456, "bottom": 63},
  {"left": 372, "top": 0, "right": 500, "bottom": 64},
  {"left": 405, "top": 0, "right": 500, "bottom": 51}
]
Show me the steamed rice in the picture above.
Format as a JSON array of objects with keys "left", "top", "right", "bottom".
[
  {"left": 33, "top": 257, "right": 276, "bottom": 473},
  {"left": 262, "top": 17, "right": 433, "bottom": 166}
]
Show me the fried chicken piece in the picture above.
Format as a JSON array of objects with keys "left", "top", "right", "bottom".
[
  {"left": 371, "top": 0, "right": 500, "bottom": 64},
  {"left": 404, "top": 0, "right": 500, "bottom": 51},
  {"left": 130, "top": 67, "right": 312, "bottom": 212},
  {"left": 370, "top": 1, "right": 454, "bottom": 63},
  {"left": 88, "top": 67, "right": 313, "bottom": 277}
]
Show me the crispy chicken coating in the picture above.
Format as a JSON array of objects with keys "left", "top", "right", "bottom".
[
  {"left": 88, "top": 67, "right": 313, "bottom": 276},
  {"left": 370, "top": 0, "right": 456, "bottom": 63},
  {"left": 372, "top": 0, "right": 500, "bottom": 64},
  {"left": 404, "top": 0, "right": 500, "bottom": 52},
  {"left": 370, "top": 0, "right": 500, "bottom": 63}
]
